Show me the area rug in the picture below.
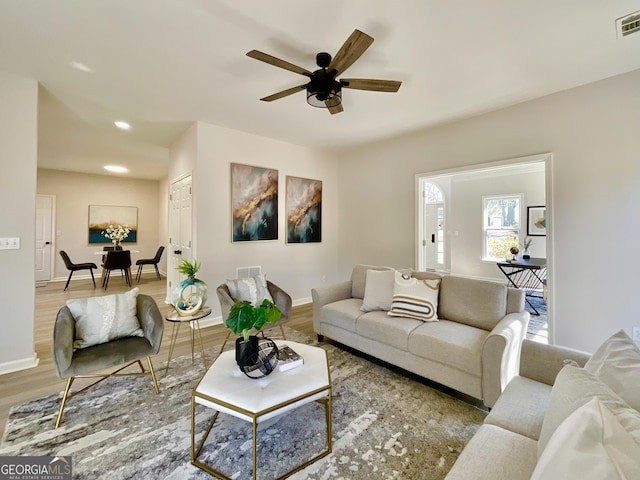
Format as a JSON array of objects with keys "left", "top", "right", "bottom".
[{"left": 0, "top": 329, "right": 485, "bottom": 479}]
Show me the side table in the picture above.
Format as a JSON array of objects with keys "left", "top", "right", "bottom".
[
  {"left": 191, "top": 340, "right": 332, "bottom": 479},
  {"left": 164, "top": 305, "right": 211, "bottom": 376}
]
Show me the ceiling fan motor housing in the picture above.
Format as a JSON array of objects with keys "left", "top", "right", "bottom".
[{"left": 307, "top": 67, "right": 341, "bottom": 107}]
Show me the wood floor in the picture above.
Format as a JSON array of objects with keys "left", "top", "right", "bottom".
[{"left": 0, "top": 274, "right": 315, "bottom": 435}]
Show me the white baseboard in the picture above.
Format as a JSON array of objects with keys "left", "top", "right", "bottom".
[
  {"left": 191, "top": 315, "right": 224, "bottom": 329},
  {"left": 0, "top": 353, "right": 40, "bottom": 375},
  {"left": 293, "top": 297, "right": 312, "bottom": 306}
]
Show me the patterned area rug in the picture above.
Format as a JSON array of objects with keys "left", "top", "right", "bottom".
[{"left": 0, "top": 329, "right": 485, "bottom": 479}]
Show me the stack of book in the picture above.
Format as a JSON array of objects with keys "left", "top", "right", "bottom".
[{"left": 276, "top": 345, "right": 304, "bottom": 372}]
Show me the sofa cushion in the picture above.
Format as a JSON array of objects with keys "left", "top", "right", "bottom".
[
  {"left": 67, "top": 288, "right": 144, "bottom": 350},
  {"left": 538, "top": 365, "right": 640, "bottom": 457},
  {"left": 408, "top": 320, "right": 488, "bottom": 377},
  {"left": 438, "top": 276, "right": 507, "bottom": 331},
  {"left": 584, "top": 329, "right": 640, "bottom": 412},
  {"left": 318, "top": 298, "right": 363, "bottom": 333},
  {"left": 444, "top": 424, "right": 537, "bottom": 480},
  {"left": 356, "top": 311, "right": 422, "bottom": 351},
  {"left": 531, "top": 398, "right": 640, "bottom": 480},
  {"left": 388, "top": 271, "right": 440, "bottom": 321},
  {"left": 360, "top": 269, "right": 395, "bottom": 312},
  {"left": 485, "top": 376, "right": 552, "bottom": 440},
  {"left": 350, "top": 264, "right": 393, "bottom": 299}
]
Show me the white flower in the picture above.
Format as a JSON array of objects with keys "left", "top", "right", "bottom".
[{"left": 102, "top": 224, "right": 130, "bottom": 244}]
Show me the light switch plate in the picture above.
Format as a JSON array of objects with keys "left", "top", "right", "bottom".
[{"left": 0, "top": 237, "right": 20, "bottom": 250}]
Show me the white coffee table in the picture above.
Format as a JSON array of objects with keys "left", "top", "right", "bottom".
[{"left": 191, "top": 340, "right": 332, "bottom": 480}]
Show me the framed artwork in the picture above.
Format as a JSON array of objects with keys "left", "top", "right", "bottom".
[
  {"left": 231, "top": 163, "right": 278, "bottom": 242},
  {"left": 88, "top": 205, "right": 138, "bottom": 244},
  {"left": 286, "top": 176, "right": 322, "bottom": 243},
  {"left": 527, "top": 206, "right": 546, "bottom": 236}
]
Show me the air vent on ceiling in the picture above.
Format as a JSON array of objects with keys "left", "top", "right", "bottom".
[{"left": 616, "top": 11, "right": 640, "bottom": 38}]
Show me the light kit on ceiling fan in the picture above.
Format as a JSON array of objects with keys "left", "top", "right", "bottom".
[{"left": 246, "top": 29, "right": 401, "bottom": 115}]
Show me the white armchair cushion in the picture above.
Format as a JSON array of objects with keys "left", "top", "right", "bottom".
[
  {"left": 226, "top": 273, "right": 274, "bottom": 306},
  {"left": 67, "top": 287, "right": 144, "bottom": 350},
  {"left": 532, "top": 398, "right": 640, "bottom": 480},
  {"left": 585, "top": 329, "right": 640, "bottom": 411}
]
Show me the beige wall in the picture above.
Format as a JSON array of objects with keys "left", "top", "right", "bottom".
[
  {"left": 0, "top": 72, "right": 38, "bottom": 373},
  {"left": 169, "top": 121, "right": 339, "bottom": 320},
  {"left": 37, "top": 169, "right": 165, "bottom": 280},
  {"left": 336, "top": 69, "right": 640, "bottom": 352}
]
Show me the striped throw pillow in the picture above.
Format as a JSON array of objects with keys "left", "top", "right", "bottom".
[{"left": 388, "top": 271, "right": 440, "bottom": 321}]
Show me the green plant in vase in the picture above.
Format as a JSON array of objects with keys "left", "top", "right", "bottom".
[
  {"left": 226, "top": 299, "right": 282, "bottom": 372},
  {"left": 173, "top": 259, "right": 207, "bottom": 316}
]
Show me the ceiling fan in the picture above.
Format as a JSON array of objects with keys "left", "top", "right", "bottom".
[{"left": 246, "top": 29, "right": 402, "bottom": 115}]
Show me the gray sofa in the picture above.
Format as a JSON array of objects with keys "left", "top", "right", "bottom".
[
  {"left": 311, "top": 265, "right": 530, "bottom": 408},
  {"left": 446, "top": 332, "right": 640, "bottom": 479},
  {"left": 445, "top": 340, "right": 590, "bottom": 479}
]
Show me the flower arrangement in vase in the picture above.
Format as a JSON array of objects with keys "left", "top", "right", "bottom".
[
  {"left": 522, "top": 237, "right": 534, "bottom": 259},
  {"left": 102, "top": 224, "right": 130, "bottom": 249}
]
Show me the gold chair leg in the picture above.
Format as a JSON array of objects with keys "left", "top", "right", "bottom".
[
  {"left": 217, "top": 330, "right": 232, "bottom": 358},
  {"left": 280, "top": 325, "right": 287, "bottom": 341},
  {"left": 147, "top": 356, "right": 160, "bottom": 394},
  {"left": 55, "top": 377, "right": 74, "bottom": 429}
]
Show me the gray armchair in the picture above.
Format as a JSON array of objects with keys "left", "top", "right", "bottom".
[
  {"left": 52, "top": 294, "right": 164, "bottom": 428},
  {"left": 216, "top": 280, "right": 292, "bottom": 353}
]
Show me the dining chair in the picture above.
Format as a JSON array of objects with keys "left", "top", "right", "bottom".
[
  {"left": 102, "top": 250, "right": 132, "bottom": 290},
  {"left": 135, "top": 246, "right": 165, "bottom": 282},
  {"left": 59, "top": 250, "right": 98, "bottom": 291}
]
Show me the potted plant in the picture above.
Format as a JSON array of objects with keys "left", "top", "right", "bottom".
[
  {"left": 225, "top": 299, "right": 282, "bottom": 372},
  {"left": 172, "top": 258, "right": 208, "bottom": 315}
]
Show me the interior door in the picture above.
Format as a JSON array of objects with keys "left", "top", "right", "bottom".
[
  {"left": 167, "top": 175, "right": 193, "bottom": 301},
  {"left": 35, "top": 195, "right": 55, "bottom": 282}
]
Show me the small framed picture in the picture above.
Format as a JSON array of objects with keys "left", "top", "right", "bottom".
[{"left": 527, "top": 206, "right": 546, "bottom": 236}]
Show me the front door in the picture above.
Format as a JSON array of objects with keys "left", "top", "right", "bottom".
[{"left": 35, "top": 195, "right": 55, "bottom": 283}]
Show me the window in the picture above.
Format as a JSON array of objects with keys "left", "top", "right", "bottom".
[{"left": 483, "top": 195, "right": 521, "bottom": 260}]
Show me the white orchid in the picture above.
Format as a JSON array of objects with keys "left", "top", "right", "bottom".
[{"left": 102, "top": 224, "right": 130, "bottom": 245}]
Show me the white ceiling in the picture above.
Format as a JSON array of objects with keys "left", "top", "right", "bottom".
[{"left": 1, "top": 1, "right": 639, "bottom": 180}]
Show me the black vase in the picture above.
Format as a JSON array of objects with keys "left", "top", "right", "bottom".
[
  {"left": 235, "top": 335, "right": 260, "bottom": 367},
  {"left": 114, "top": 245, "right": 123, "bottom": 251},
  {"left": 235, "top": 336, "right": 279, "bottom": 379}
]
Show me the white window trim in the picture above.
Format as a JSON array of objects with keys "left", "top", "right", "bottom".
[{"left": 482, "top": 193, "right": 523, "bottom": 261}]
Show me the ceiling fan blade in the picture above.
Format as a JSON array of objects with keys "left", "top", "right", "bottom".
[
  {"left": 327, "top": 29, "right": 374, "bottom": 76},
  {"left": 260, "top": 85, "right": 307, "bottom": 102},
  {"left": 327, "top": 102, "right": 344, "bottom": 115},
  {"left": 341, "top": 78, "right": 402, "bottom": 93},
  {"left": 246, "top": 50, "right": 312, "bottom": 77}
]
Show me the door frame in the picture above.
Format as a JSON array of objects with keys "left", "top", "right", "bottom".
[{"left": 414, "top": 152, "right": 555, "bottom": 343}]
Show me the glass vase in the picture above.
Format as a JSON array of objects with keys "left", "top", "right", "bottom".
[{"left": 172, "top": 275, "right": 208, "bottom": 316}]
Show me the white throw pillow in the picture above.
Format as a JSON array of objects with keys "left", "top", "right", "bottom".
[
  {"left": 388, "top": 271, "right": 440, "bottom": 321},
  {"left": 538, "top": 365, "right": 640, "bottom": 458},
  {"left": 226, "top": 274, "right": 274, "bottom": 307},
  {"left": 532, "top": 398, "right": 640, "bottom": 480},
  {"left": 67, "top": 287, "right": 144, "bottom": 350},
  {"left": 360, "top": 269, "right": 396, "bottom": 312},
  {"left": 585, "top": 329, "right": 640, "bottom": 411}
]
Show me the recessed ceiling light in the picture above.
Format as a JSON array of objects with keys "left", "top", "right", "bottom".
[
  {"left": 104, "top": 165, "right": 129, "bottom": 174},
  {"left": 70, "top": 61, "right": 93, "bottom": 73},
  {"left": 114, "top": 121, "right": 131, "bottom": 130}
]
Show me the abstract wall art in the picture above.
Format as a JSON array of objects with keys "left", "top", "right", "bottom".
[
  {"left": 88, "top": 205, "right": 138, "bottom": 244},
  {"left": 527, "top": 206, "right": 546, "bottom": 236},
  {"left": 286, "top": 176, "right": 322, "bottom": 243},
  {"left": 231, "top": 163, "right": 278, "bottom": 242}
]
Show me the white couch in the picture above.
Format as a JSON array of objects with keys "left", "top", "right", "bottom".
[
  {"left": 446, "top": 331, "right": 640, "bottom": 479},
  {"left": 311, "top": 264, "right": 530, "bottom": 408}
]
